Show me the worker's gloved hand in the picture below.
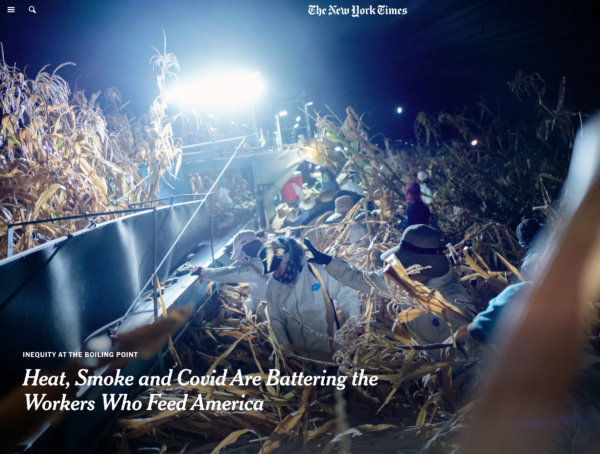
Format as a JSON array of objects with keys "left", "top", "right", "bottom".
[
  {"left": 192, "top": 266, "right": 204, "bottom": 284},
  {"left": 303, "top": 238, "right": 332, "bottom": 265}
]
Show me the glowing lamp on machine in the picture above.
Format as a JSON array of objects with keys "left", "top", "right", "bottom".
[{"left": 167, "top": 72, "right": 265, "bottom": 107}]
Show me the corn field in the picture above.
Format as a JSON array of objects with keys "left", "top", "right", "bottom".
[
  {"left": 0, "top": 36, "right": 184, "bottom": 258},
  {"left": 294, "top": 73, "right": 577, "bottom": 267}
]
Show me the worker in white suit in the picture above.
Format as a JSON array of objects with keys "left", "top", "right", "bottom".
[
  {"left": 304, "top": 225, "right": 472, "bottom": 357},
  {"left": 193, "top": 230, "right": 267, "bottom": 316},
  {"left": 259, "top": 236, "right": 361, "bottom": 357}
]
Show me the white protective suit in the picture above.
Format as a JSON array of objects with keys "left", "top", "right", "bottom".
[
  {"left": 201, "top": 257, "right": 267, "bottom": 315},
  {"left": 266, "top": 256, "right": 361, "bottom": 354},
  {"left": 324, "top": 257, "right": 473, "bottom": 346}
]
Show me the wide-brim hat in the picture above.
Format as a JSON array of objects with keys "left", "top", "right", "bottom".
[
  {"left": 271, "top": 215, "right": 286, "bottom": 231},
  {"left": 272, "top": 203, "right": 295, "bottom": 230},
  {"left": 276, "top": 203, "right": 292, "bottom": 217},
  {"left": 325, "top": 212, "right": 345, "bottom": 223},
  {"left": 299, "top": 195, "right": 318, "bottom": 211},
  {"left": 318, "top": 190, "right": 338, "bottom": 204},
  {"left": 326, "top": 195, "right": 356, "bottom": 223},
  {"left": 380, "top": 224, "right": 449, "bottom": 277},
  {"left": 314, "top": 210, "right": 333, "bottom": 224},
  {"left": 231, "top": 230, "right": 258, "bottom": 260}
]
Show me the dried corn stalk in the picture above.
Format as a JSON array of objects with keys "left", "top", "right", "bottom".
[{"left": 0, "top": 37, "right": 185, "bottom": 257}]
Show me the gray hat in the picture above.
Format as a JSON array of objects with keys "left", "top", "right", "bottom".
[
  {"left": 380, "top": 224, "right": 449, "bottom": 278},
  {"left": 326, "top": 195, "right": 356, "bottom": 223}
]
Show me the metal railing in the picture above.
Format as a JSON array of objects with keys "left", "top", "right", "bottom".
[
  {"left": 128, "top": 193, "right": 207, "bottom": 208},
  {"left": 77, "top": 137, "right": 247, "bottom": 359},
  {"left": 4, "top": 194, "right": 214, "bottom": 259},
  {"left": 5, "top": 136, "right": 246, "bottom": 343},
  {"left": 5, "top": 206, "right": 157, "bottom": 258}
]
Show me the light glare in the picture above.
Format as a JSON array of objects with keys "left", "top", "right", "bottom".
[
  {"left": 397, "top": 107, "right": 403, "bottom": 114},
  {"left": 278, "top": 111, "right": 288, "bottom": 116},
  {"left": 167, "top": 72, "right": 265, "bottom": 107},
  {"left": 471, "top": 139, "right": 478, "bottom": 146}
]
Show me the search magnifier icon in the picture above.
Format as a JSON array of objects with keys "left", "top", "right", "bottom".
[{"left": 29, "top": 6, "right": 36, "bottom": 13}]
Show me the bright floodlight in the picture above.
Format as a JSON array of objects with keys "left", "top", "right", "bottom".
[
  {"left": 306, "top": 102, "right": 313, "bottom": 106},
  {"left": 295, "top": 116, "right": 301, "bottom": 122},
  {"left": 471, "top": 139, "right": 478, "bottom": 146},
  {"left": 167, "top": 72, "right": 265, "bottom": 107},
  {"left": 293, "top": 124, "right": 299, "bottom": 128},
  {"left": 397, "top": 107, "right": 403, "bottom": 114},
  {"left": 278, "top": 111, "right": 288, "bottom": 116}
]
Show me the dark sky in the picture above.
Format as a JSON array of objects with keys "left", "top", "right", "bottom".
[{"left": 0, "top": 0, "right": 599, "bottom": 139}]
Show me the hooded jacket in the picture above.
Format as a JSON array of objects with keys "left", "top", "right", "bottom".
[
  {"left": 324, "top": 257, "right": 472, "bottom": 346},
  {"left": 266, "top": 256, "right": 361, "bottom": 354},
  {"left": 400, "top": 199, "right": 431, "bottom": 230},
  {"left": 201, "top": 257, "right": 267, "bottom": 315}
]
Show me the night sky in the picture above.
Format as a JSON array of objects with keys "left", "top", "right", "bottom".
[{"left": 0, "top": 0, "right": 598, "bottom": 139}]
